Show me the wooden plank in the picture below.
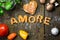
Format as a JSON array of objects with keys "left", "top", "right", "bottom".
[
  {"left": 0, "top": 0, "right": 45, "bottom": 40},
  {"left": 45, "top": 0, "right": 60, "bottom": 40}
]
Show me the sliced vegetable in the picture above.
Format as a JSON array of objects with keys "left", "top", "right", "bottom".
[
  {"left": 19, "top": 30, "right": 29, "bottom": 40},
  {"left": 7, "top": 33, "right": 17, "bottom": 40}
]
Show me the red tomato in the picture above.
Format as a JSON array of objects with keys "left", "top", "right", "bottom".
[{"left": 0, "top": 24, "right": 9, "bottom": 37}]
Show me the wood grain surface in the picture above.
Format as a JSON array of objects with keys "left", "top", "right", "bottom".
[{"left": 0, "top": 0, "right": 60, "bottom": 40}]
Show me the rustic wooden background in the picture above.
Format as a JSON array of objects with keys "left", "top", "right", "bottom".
[{"left": 0, "top": 0, "right": 60, "bottom": 40}]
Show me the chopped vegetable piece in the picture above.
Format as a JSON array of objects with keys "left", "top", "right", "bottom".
[
  {"left": 19, "top": 30, "right": 29, "bottom": 40},
  {"left": 7, "top": 33, "right": 17, "bottom": 40}
]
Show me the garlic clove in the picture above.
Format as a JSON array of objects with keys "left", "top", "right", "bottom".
[{"left": 55, "top": 2, "right": 59, "bottom": 7}]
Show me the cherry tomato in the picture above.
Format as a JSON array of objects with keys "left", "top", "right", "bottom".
[{"left": 0, "top": 24, "right": 9, "bottom": 37}]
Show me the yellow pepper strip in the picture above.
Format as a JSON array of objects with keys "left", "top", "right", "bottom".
[{"left": 19, "top": 30, "right": 29, "bottom": 40}]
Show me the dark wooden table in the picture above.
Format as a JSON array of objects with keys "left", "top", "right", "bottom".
[{"left": 0, "top": 0, "right": 60, "bottom": 40}]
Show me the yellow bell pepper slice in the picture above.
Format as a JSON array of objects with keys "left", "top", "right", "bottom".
[{"left": 19, "top": 30, "right": 29, "bottom": 40}]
